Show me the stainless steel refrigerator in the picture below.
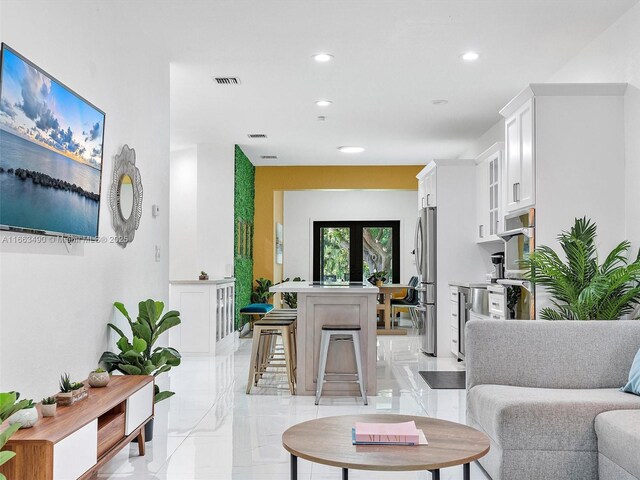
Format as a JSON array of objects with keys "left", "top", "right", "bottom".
[{"left": 415, "top": 207, "right": 437, "bottom": 356}]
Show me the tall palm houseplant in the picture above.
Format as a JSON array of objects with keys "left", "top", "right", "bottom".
[{"left": 523, "top": 217, "right": 640, "bottom": 320}]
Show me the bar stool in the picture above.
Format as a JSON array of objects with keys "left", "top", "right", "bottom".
[
  {"left": 258, "top": 312, "right": 297, "bottom": 379},
  {"left": 246, "top": 318, "right": 296, "bottom": 395},
  {"left": 315, "top": 325, "right": 368, "bottom": 406}
]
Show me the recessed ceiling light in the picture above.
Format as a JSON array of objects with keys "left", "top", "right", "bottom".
[
  {"left": 461, "top": 51, "right": 480, "bottom": 61},
  {"left": 338, "top": 146, "right": 365, "bottom": 154},
  {"left": 313, "top": 53, "right": 334, "bottom": 63},
  {"left": 316, "top": 100, "right": 332, "bottom": 107},
  {"left": 431, "top": 99, "right": 449, "bottom": 105}
]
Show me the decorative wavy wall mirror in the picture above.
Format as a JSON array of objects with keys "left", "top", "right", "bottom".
[{"left": 109, "top": 145, "right": 143, "bottom": 247}]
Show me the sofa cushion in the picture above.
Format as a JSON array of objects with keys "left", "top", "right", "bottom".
[
  {"left": 622, "top": 348, "right": 640, "bottom": 395},
  {"left": 468, "top": 385, "right": 640, "bottom": 451},
  {"left": 596, "top": 410, "right": 640, "bottom": 479}
]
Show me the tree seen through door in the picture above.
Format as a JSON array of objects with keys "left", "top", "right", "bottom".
[{"left": 314, "top": 221, "right": 399, "bottom": 284}]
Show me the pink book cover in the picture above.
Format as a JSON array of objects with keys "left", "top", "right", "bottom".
[{"left": 354, "top": 421, "right": 420, "bottom": 444}]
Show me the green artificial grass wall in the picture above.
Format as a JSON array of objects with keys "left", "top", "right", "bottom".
[{"left": 234, "top": 145, "right": 255, "bottom": 328}]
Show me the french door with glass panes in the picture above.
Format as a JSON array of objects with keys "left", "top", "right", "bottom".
[{"left": 312, "top": 221, "right": 400, "bottom": 284}]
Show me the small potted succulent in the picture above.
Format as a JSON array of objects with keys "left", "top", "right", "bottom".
[
  {"left": 41, "top": 397, "right": 57, "bottom": 417},
  {"left": 8, "top": 397, "right": 38, "bottom": 428},
  {"left": 199, "top": 270, "right": 209, "bottom": 280},
  {"left": 57, "top": 373, "right": 88, "bottom": 406},
  {"left": 372, "top": 271, "right": 388, "bottom": 287},
  {"left": 88, "top": 367, "right": 110, "bottom": 388}
]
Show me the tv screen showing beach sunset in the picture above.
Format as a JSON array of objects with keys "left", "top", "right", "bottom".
[{"left": 0, "top": 45, "right": 104, "bottom": 238}]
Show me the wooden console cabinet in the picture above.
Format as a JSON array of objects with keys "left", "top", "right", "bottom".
[{"left": 0, "top": 375, "right": 154, "bottom": 480}]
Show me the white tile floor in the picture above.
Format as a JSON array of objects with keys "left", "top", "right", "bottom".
[{"left": 98, "top": 327, "right": 491, "bottom": 480}]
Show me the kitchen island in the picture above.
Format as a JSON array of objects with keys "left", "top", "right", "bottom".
[{"left": 270, "top": 281, "right": 378, "bottom": 396}]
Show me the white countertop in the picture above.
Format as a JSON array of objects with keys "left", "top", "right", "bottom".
[
  {"left": 270, "top": 281, "right": 378, "bottom": 293},
  {"left": 170, "top": 278, "right": 235, "bottom": 285},
  {"left": 449, "top": 280, "right": 492, "bottom": 288}
]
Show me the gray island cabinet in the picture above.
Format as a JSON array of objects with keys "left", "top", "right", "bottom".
[{"left": 270, "top": 282, "right": 378, "bottom": 396}]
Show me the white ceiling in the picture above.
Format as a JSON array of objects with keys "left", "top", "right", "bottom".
[{"left": 165, "top": 0, "right": 638, "bottom": 165}]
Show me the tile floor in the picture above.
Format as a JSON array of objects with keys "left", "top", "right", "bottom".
[{"left": 98, "top": 327, "right": 491, "bottom": 480}]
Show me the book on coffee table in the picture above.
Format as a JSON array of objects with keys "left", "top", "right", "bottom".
[{"left": 352, "top": 421, "right": 428, "bottom": 445}]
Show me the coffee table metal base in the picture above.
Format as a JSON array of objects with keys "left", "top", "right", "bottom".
[{"left": 290, "top": 454, "right": 472, "bottom": 480}]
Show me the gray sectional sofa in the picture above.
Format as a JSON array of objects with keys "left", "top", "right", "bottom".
[{"left": 465, "top": 320, "right": 640, "bottom": 480}]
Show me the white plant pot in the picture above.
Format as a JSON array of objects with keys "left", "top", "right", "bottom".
[
  {"left": 8, "top": 407, "right": 39, "bottom": 428},
  {"left": 88, "top": 371, "right": 110, "bottom": 388},
  {"left": 41, "top": 404, "right": 57, "bottom": 417}
]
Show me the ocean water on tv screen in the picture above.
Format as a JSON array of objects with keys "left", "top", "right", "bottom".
[{"left": 0, "top": 46, "right": 104, "bottom": 238}]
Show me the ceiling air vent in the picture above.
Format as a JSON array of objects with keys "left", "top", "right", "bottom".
[
  {"left": 261, "top": 155, "right": 278, "bottom": 160},
  {"left": 247, "top": 134, "right": 267, "bottom": 139},
  {"left": 214, "top": 77, "right": 241, "bottom": 85}
]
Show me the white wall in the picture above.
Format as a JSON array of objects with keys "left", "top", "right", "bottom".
[
  {"left": 283, "top": 190, "right": 418, "bottom": 282},
  {"left": 170, "top": 147, "right": 198, "bottom": 279},
  {"left": 0, "top": 1, "right": 170, "bottom": 399},
  {"left": 169, "top": 143, "right": 234, "bottom": 280},
  {"left": 547, "top": 2, "right": 640, "bottom": 251}
]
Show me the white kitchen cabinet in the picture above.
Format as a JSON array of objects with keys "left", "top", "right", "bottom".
[
  {"left": 500, "top": 83, "right": 627, "bottom": 317},
  {"left": 417, "top": 166, "right": 437, "bottom": 208},
  {"left": 169, "top": 279, "right": 236, "bottom": 355},
  {"left": 475, "top": 143, "right": 504, "bottom": 242},
  {"left": 504, "top": 98, "right": 535, "bottom": 214}
]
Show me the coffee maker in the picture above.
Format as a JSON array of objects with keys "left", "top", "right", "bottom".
[{"left": 490, "top": 252, "right": 505, "bottom": 283}]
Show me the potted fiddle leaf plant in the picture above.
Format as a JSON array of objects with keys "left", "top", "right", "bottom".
[
  {"left": 99, "top": 299, "right": 181, "bottom": 441},
  {"left": 0, "top": 392, "right": 31, "bottom": 477},
  {"left": 251, "top": 277, "right": 274, "bottom": 304}
]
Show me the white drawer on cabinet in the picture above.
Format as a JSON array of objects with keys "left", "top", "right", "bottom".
[
  {"left": 125, "top": 381, "right": 154, "bottom": 435},
  {"left": 450, "top": 327, "right": 459, "bottom": 355},
  {"left": 450, "top": 300, "right": 459, "bottom": 328},
  {"left": 449, "top": 287, "right": 458, "bottom": 302},
  {"left": 53, "top": 419, "right": 97, "bottom": 480}
]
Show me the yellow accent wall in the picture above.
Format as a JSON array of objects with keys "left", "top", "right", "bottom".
[{"left": 254, "top": 165, "right": 423, "bottom": 283}]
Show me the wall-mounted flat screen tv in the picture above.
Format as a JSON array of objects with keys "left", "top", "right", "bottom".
[{"left": 0, "top": 44, "right": 105, "bottom": 239}]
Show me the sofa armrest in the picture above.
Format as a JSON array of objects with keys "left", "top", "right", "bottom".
[{"left": 465, "top": 319, "right": 640, "bottom": 390}]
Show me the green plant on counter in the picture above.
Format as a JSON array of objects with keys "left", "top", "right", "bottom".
[
  {"left": 251, "top": 278, "right": 274, "bottom": 304},
  {"left": 41, "top": 397, "right": 57, "bottom": 405},
  {"left": 19, "top": 399, "right": 35, "bottom": 410},
  {"left": 523, "top": 217, "right": 640, "bottom": 320},
  {"left": 281, "top": 277, "right": 304, "bottom": 309},
  {"left": 100, "top": 299, "right": 182, "bottom": 404},
  {"left": 92, "top": 367, "right": 106, "bottom": 373},
  {"left": 59, "top": 373, "right": 84, "bottom": 393},
  {"left": 0, "top": 392, "right": 30, "bottom": 477},
  {"left": 372, "top": 271, "right": 388, "bottom": 281}
]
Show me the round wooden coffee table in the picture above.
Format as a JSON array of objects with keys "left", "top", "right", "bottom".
[{"left": 282, "top": 414, "right": 490, "bottom": 480}]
